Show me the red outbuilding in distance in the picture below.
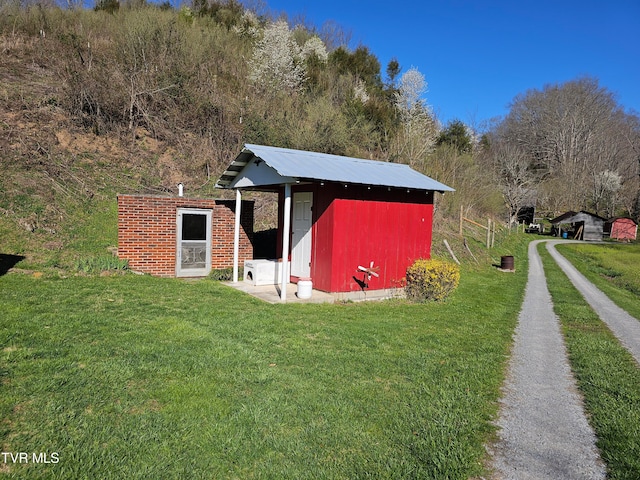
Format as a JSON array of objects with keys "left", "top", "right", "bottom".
[{"left": 606, "top": 217, "right": 638, "bottom": 242}]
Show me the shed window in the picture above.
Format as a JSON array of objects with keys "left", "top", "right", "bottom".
[{"left": 182, "top": 213, "right": 207, "bottom": 241}]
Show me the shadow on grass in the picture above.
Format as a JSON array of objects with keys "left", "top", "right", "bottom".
[{"left": 0, "top": 254, "right": 26, "bottom": 276}]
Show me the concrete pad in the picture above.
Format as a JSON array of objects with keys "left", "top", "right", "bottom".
[
  {"left": 223, "top": 281, "right": 405, "bottom": 304},
  {"left": 222, "top": 281, "right": 336, "bottom": 304}
]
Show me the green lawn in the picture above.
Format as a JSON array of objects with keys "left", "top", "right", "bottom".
[
  {"left": 0, "top": 240, "right": 528, "bottom": 479},
  {"left": 4, "top": 235, "right": 638, "bottom": 478},
  {"left": 554, "top": 241, "right": 640, "bottom": 319},
  {"left": 540, "top": 242, "right": 640, "bottom": 479}
]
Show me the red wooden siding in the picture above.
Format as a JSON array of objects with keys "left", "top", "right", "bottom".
[{"left": 295, "top": 183, "right": 435, "bottom": 293}]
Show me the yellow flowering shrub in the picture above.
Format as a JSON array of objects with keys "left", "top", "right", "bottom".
[{"left": 405, "top": 259, "right": 460, "bottom": 302}]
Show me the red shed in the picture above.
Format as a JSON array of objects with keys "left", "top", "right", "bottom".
[
  {"left": 216, "top": 144, "right": 453, "bottom": 301},
  {"left": 605, "top": 217, "right": 638, "bottom": 241}
]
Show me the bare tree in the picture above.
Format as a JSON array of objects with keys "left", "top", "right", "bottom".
[
  {"left": 485, "top": 141, "right": 537, "bottom": 225},
  {"left": 493, "top": 77, "right": 640, "bottom": 216},
  {"left": 110, "top": 12, "right": 184, "bottom": 137},
  {"left": 318, "top": 19, "right": 352, "bottom": 51}
]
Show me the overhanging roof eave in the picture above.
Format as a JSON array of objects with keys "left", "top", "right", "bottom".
[{"left": 215, "top": 144, "right": 454, "bottom": 193}]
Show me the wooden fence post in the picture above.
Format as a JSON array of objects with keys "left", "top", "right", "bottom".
[
  {"left": 486, "top": 219, "right": 491, "bottom": 248},
  {"left": 491, "top": 220, "right": 496, "bottom": 248}
]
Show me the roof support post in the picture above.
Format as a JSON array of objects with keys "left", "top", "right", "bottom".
[
  {"left": 233, "top": 188, "right": 241, "bottom": 283},
  {"left": 280, "top": 183, "right": 292, "bottom": 302}
]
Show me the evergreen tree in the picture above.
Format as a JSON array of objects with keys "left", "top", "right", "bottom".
[{"left": 437, "top": 120, "right": 472, "bottom": 154}]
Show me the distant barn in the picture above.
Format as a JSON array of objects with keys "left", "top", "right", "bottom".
[
  {"left": 605, "top": 217, "right": 637, "bottom": 242},
  {"left": 550, "top": 211, "right": 605, "bottom": 241}
]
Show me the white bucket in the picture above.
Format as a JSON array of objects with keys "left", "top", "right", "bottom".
[{"left": 297, "top": 279, "right": 313, "bottom": 299}]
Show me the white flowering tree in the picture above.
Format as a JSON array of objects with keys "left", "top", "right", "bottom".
[
  {"left": 353, "top": 77, "right": 369, "bottom": 104},
  {"left": 301, "top": 35, "right": 328, "bottom": 63},
  {"left": 395, "top": 68, "right": 427, "bottom": 120},
  {"left": 593, "top": 169, "right": 622, "bottom": 217},
  {"left": 249, "top": 20, "right": 306, "bottom": 93},
  {"left": 391, "top": 67, "right": 437, "bottom": 165}
]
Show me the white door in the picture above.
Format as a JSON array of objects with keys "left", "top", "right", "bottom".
[
  {"left": 291, "top": 192, "right": 313, "bottom": 278},
  {"left": 176, "top": 208, "right": 212, "bottom": 277}
]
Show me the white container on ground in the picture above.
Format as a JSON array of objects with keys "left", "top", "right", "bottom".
[{"left": 297, "top": 278, "right": 313, "bottom": 299}]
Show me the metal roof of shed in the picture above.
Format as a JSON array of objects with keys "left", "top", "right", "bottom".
[
  {"left": 550, "top": 211, "right": 606, "bottom": 224},
  {"left": 216, "top": 144, "right": 454, "bottom": 192}
]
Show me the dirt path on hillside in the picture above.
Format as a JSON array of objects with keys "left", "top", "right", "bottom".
[
  {"left": 546, "top": 240, "right": 640, "bottom": 366},
  {"left": 489, "top": 240, "right": 606, "bottom": 480}
]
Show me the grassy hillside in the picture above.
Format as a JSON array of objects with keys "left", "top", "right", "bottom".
[{"left": 1, "top": 18, "right": 218, "bottom": 269}]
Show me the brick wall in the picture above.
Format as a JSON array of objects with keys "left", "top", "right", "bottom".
[{"left": 117, "top": 194, "right": 254, "bottom": 277}]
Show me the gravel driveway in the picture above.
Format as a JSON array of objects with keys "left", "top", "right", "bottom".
[
  {"left": 546, "top": 240, "right": 640, "bottom": 365},
  {"left": 489, "top": 240, "right": 606, "bottom": 479}
]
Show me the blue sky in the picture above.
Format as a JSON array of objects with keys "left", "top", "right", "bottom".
[{"left": 258, "top": 0, "right": 640, "bottom": 128}]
